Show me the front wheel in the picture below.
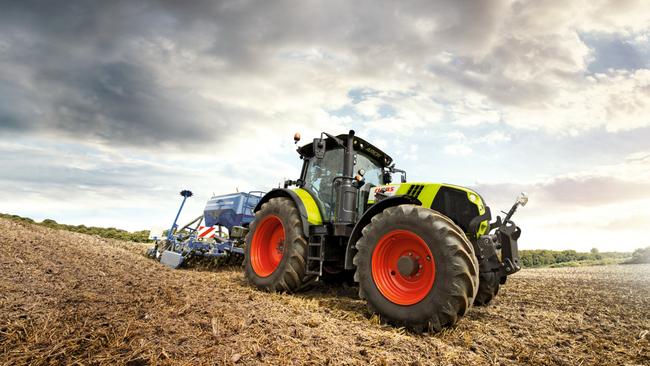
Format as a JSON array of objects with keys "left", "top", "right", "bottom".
[
  {"left": 244, "top": 197, "right": 314, "bottom": 292},
  {"left": 474, "top": 271, "right": 500, "bottom": 306},
  {"left": 353, "top": 204, "right": 479, "bottom": 332}
]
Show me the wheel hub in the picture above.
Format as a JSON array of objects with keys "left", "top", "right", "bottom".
[
  {"left": 397, "top": 255, "right": 419, "bottom": 277},
  {"left": 371, "top": 230, "right": 436, "bottom": 305}
]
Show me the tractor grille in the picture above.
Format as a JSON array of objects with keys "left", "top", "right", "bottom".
[{"left": 406, "top": 184, "right": 425, "bottom": 198}]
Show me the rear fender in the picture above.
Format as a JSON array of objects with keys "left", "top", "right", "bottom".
[
  {"left": 344, "top": 195, "right": 422, "bottom": 270},
  {"left": 254, "top": 188, "right": 322, "bottom": 238}
]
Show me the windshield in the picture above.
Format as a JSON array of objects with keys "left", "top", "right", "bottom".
[{"left": 303, "top": 148, "right": 384, "bottom": 221}]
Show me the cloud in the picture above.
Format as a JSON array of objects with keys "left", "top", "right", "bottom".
[
  {"left": 443, "top": 144, "right": 473, "bottom": 156},
  {"left": 2, "top": 0, "right": 648, "bottom": 151},
  {"left": 0, "top": 1, "right": 649, "bottom": 252},
  {"left": 476, "top": 148, "right": 650, "bottom": 203},
  {"left": 477, "top": 176, "right": 650, "bottom": 209},
  {"left": 470, "top": 150, "right": 650, "bottom": 251}
]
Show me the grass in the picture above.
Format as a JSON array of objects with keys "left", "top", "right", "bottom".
[
  {"left": 546, "top": 257, "right": 629, "bottom": 268},
  {"left": 519, "top": 249, "right": 632, "bottom": 268},
  {"left": 0, "top": 213, "right": 150, "bottom": 242}
]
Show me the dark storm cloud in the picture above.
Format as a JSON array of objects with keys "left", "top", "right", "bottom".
[
  {"left": 158, "top": 0, "right": 509, "bottom": 64},
  {"left": 0, "top": 57, "right": 238, "bottom": 146},
  {"left": 0, "top": 0, "right": 239, "bottom": 147},
  {"left": 1, "top": 0, "right": 647, "bottom": 147},
  {"left": 0, "top": 0, "right": 516, "bottom": 147}
]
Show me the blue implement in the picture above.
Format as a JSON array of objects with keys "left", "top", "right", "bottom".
[
  {"left": 148, "top": 189, "right": 264, "bottom": 269},
  {"left": 203, "top": 191, "right": 264, "bottom": 231}
]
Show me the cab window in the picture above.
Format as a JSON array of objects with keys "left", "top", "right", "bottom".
[{"left": 303, "top": 148, "right": 384, "bottom": 221}]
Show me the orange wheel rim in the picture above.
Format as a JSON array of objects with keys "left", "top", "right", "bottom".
[
  {"left": 371, "top": 230, "right": 435, "bottom": 305},
  {"left": 250, "top": 215, "right": 285, "bottom": 277}
]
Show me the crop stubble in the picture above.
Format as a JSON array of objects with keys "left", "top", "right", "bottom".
[{"left": 0, "top": 218, "right": 648, "bottom": 365}]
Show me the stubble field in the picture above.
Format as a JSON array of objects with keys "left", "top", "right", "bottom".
[{"left": 0, "top": 218, "right": 648, "bottom": 365}]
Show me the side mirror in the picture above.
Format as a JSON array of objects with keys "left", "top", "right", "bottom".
[
  {"left": 517, "top": 192, "right": 528, "bottom": 207},
  {"left": 313, "top": 138, "right": 326, "bottom": 159},
  {"left": 383, "top": 171, "right": 392, "bottom": 184},
  {"left": 388, "top": 165, "right": 407, "bottom": 183}
]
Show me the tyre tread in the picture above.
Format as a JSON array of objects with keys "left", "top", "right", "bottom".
[{"left": 353, "top": 204, "right": 479, "bottom": 331}]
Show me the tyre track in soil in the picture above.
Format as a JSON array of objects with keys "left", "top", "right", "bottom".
[{"left": 0, "top": 218, "right": 648, "bottom": 365}]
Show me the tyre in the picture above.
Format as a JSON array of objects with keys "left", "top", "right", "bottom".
[
  {"left": 244, "top": 197, "right": 314, "bottom": 292},
  {"left": 353, "top": 204, "right": 479, "bottom": 332},
  {"left": 473, "top": 271, "right": 500, "bottom": 306}
]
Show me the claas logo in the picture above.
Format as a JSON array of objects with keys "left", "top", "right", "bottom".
[{"left": 374, "top": 186, "right": 396, "bottom": 194}]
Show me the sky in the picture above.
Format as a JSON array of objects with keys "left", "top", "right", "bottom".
[{"left": 1, "top": 0, "right": 649, "bottom": 252}]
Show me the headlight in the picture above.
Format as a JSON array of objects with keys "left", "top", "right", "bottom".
[{"left": 517, "top": 192, "right": 529, "bottom": 207}]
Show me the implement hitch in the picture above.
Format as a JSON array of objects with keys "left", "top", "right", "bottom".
[{"left": 475, "top": 193, "right": 528, "bottom": 280}]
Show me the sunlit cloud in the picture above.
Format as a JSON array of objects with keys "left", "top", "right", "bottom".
[{"left": 0, "top": 0, "right": 648, "bottom": 251}]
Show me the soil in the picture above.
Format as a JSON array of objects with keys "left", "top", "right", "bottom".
[{"left": 1, "top": 218, "right": 648, "bottom": 365}]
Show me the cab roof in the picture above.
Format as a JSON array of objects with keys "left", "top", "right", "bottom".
[{"left": 298, "top": 134, "right": 394, "bottom": 167}]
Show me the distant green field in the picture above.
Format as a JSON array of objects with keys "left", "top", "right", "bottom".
[
  {"left": 2, "top": 212, "right": 648, "bottom": 266},
  {"left": 0, "top": 213, "right": 150, "bottom": 242},
  {"left": 545, "top": 257, "right": 627, "bottom": 268},
  {"left": 518, "top": 249, "right": 632, "bottom": 268}
]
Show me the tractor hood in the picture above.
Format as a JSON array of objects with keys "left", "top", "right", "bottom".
[
  {"left": 298, "top": 134, "right": 393, "bottom": 167},
  {"left": 368, "top": 182, "right": 491, "bottom": 237}
]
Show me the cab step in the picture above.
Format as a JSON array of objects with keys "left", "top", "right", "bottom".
[{"left": 306, "top": 225, "right": 327, "bottom": 276}]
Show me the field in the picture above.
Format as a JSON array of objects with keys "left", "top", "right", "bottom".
[{"left": 1, "top": 218, "right": 648, "bottom": 365}]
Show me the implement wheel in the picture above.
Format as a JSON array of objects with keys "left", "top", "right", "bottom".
[
  {"left": 244, "top": 197, "right": 313, "bottom": 292},
  {"left": 353, "top": 204, "right": 479, "bottom": 332}
]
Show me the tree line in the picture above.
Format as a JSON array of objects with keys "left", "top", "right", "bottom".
[
  {"left": 518, "top": 248, "right": 633, "bottom": 267},
  {"left": 1, "top": 213, "right": 150, "bottom": 242},
  {"left": 625, "top": 246, "right": 650, "bottom": 264},
  {"left": 2, "top": 213, "right": 649, "bottom": 264}
]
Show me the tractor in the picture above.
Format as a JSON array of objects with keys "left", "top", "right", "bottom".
[{"left": 243, "top": 130, "right": 527, "bottom": 331}]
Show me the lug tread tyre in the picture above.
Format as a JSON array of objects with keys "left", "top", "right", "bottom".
[
  {"left": 244, "top": 197, "right": 314, "bottom": 292},
  {"left": 353, "top": 204, "right": 479, "bottom": 332}
]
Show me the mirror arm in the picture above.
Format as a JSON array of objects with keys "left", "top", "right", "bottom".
[
  {"left": 322, "top": 132, "right": 346, "bottom": 149},
  {"left": 388, "top": 165, "right": 407, "bottom": 183}
]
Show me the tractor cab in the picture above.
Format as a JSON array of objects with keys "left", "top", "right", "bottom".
[{"left": 295, "top": 133, "right": 396, "bottom": 221}]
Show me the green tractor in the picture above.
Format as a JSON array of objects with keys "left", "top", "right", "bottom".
[{"left": 244, "top": 130, "right": 527, "bottom": 331}]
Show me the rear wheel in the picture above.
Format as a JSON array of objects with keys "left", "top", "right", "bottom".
[
  {"left": 244, "top": 197, "right": 313, "bottom": 292},
  {"left": 353, "top": 204, "right": 479, "bottom": 332},
  {"left": 474, "top": 271, "right": 500, "bottom": 306}
]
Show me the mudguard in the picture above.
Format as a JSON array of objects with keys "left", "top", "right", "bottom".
[{"left": 254, "top": 188, "right": 323, "bottom": 238}]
